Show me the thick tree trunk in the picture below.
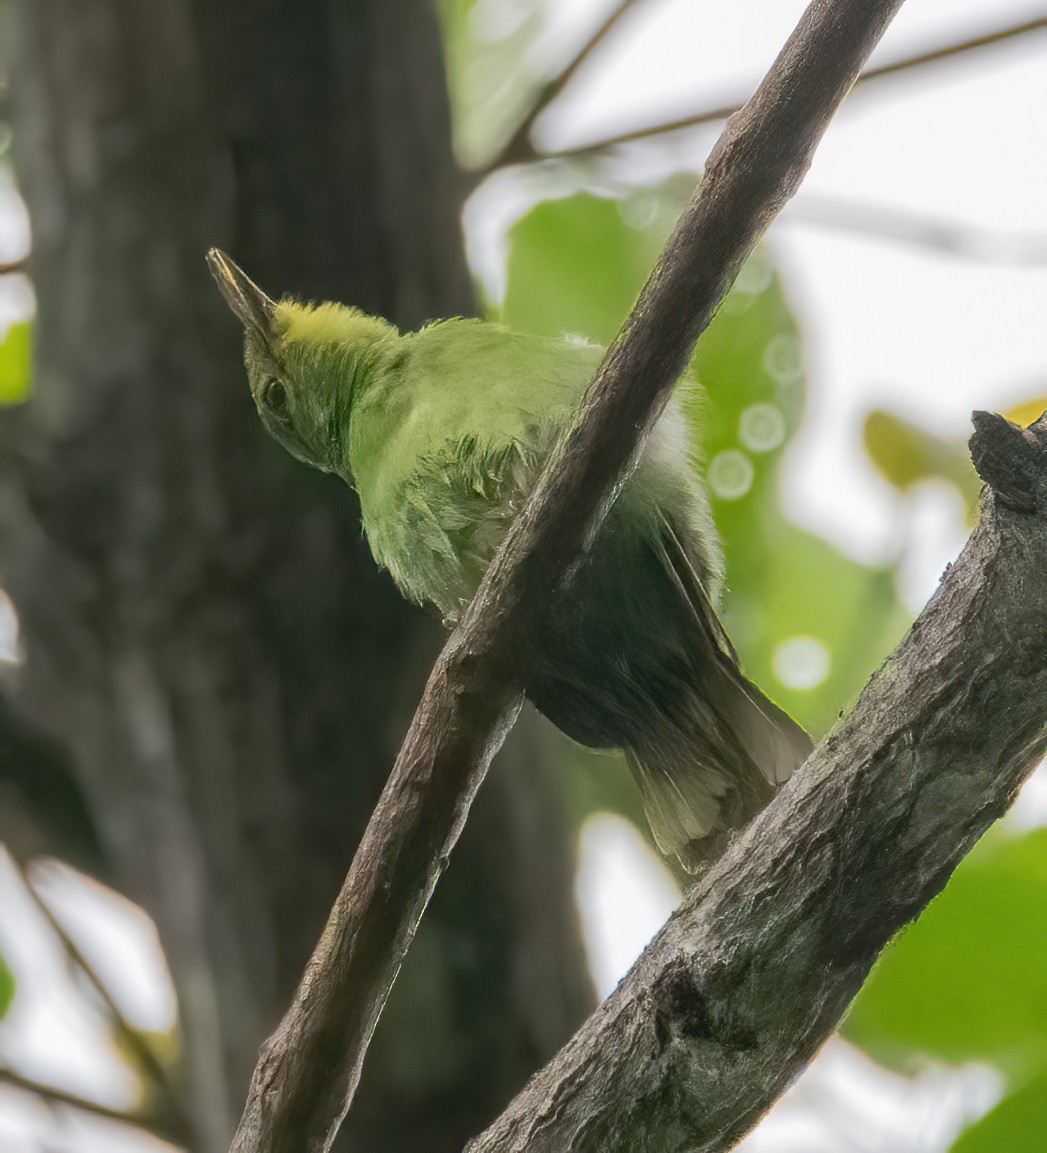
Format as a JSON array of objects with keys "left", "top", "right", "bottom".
[{"left": 3, "top": 3, "right": 591, "bottom": 1150}]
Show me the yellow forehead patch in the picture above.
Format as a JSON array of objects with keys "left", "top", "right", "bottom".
[{"left": 276, "top": 299, "right": 398, "bottom": 348}]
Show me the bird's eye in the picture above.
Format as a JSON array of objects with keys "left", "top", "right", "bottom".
[{"left": 263, "top": 378, "right": 289, "bottom": 419}]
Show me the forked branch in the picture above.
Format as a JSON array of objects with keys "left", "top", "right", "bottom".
[
  {"left": 229, "top": 2, "right": 908, "bottom": 1150},
  {"left": 469, "top": 412, "right": 1047, "bottom": 1151}
]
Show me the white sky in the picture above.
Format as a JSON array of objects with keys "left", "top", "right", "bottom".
[{"left": 3, "top": 1, "right": 1045, "bottom": 1149}]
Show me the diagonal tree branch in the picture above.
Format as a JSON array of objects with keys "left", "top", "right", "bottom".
[
  {"left": 228, "top": 2, "right": 907, "bottom": 1150},
  {"left": 499, "top": 14, "right": 1047, "bottom": 165},
  {"left": 468, "top": 410, "right": 1047, "bottom": 1151}
]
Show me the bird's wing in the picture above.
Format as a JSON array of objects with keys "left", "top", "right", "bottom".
[
  {"left": 656, "top": 513, "right": 813, "bottom": 787},
  {"left": 380, "top": 431, "right": 549, "bottom": 624},
  {"left": 358, "top": 323, "right": 598, "bottom": 621}
]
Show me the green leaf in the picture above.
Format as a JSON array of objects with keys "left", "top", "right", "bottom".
[
  {"left": 846, "top": 828, "right": 1047, "bottom": 1077},
  {"left": 692, "top": 249, "right": 806, "bottom": 457},
  {"left": 0, "top": 319, "right": 31, "bottom": 404},
  {"left": 437, "top": 0, "right": 543, "bottom": 166},
  {"left": 502, "top": 190, "right": 670, "bottom": 343},
  {"left": 951, "top": 1073, "right": 1047, "bottom": 1153},
  {"left": 863, "top": 398, "right": 1047, "bottom": 520},
  {"left": 864, "top": 408, "right": 980, "bottom": 513},
  {"left": 1003, "top": 396, "right": 1047, "bottom": 429},
  {"left": 720, "top": 521, "right": 909, "bottom": 735},
  {"left": 0, "top": 951, "right": 13, "bottom": 1019}
]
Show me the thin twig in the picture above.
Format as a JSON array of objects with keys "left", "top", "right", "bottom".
[
  {"left": 227, "top": 2, "right": 907, "bottom": 1151},
  {"left": 784, "top": 193, "right": 1047, "bottom": 265},
  {"left": 0, "top": 1066, "right": 185, "bottom": 1145},
  {"left": 19, "top": 867, "right": 191, "bottom": 1139},
  {"left": 496, "top": 14, "right": 1047, "bottom": 165},
  {"left": 490, "top": 0, "right": 645, "bottom": 169}
]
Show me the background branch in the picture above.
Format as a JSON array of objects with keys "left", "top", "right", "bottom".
[
  {"left": 490, "top": 0, "right": 644, "bottom": 169},
  {"left": 469, "top": 411, "right": 1047, "bottom": 1152},
  {"left": 0, "top": 1066, "right": 187, "bottom": 1145},
  {"left": 784, "top": 193, "right": 1047, "bottom": 265},
  {"left": 228, "top": 2, "right": 907, "bottom": 1151},
  {"left": 499, "top": 14, "right": 1047, "bottom": 164},
  {"left": 22, "top": 868, "right": 190, "bottom": 1137}
]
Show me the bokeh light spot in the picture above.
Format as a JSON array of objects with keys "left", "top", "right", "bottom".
[
  {"left": 773, "top": 636, "right": 831, "bottom": 690},
  {"left": 739, "top": 403, "right": 787, "bottom": 453},
  {"left": 708, "top": 449, "right": 754, "bottom": 500},
  {"left": 763, "top": 332, "right": 803, "bottom": 385}
]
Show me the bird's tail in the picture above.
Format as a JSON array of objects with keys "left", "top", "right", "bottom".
[{"left": 626, "top": 667, "right": 812, "bottom": 874}]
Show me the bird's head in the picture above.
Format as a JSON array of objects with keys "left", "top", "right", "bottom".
[{"left": 206, "top": 248, "right": 396, "bottom": 477}]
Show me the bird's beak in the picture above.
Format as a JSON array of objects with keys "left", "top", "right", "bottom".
[{"left": 206, "top": 248, "right": 277, "bottom": 338}]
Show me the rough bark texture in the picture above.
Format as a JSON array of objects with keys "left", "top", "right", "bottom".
[
  {"left": 227, "top": 2, "right": 907, "bottom": 1151},
  {"left": 470, "top": 412, "right": 1047, "bottom": 1152},
  {"left": 2, "top": 3, "right": 591, "bottom": 1152}
]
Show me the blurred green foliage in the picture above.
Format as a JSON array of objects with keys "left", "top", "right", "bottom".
[
  {"left": 438, "top": 0, "right": 542, "bottom": 167},
  {"left": 0, "top": 950, "right": 13, "bottom": 1019},
  {"left": 0, "top": 319, "right": 31, "bottom": 404},
  {"left": 951, "top": 1071, "right": 1047, "bottom": 1153},
  {"left": 847, "top": 829, "right": 1047, "bottom": 1076},
  {"left": 865, "top": 408, "right": 981, "bottom": 516},
  {"left": 863, "top": 398, "right": 1047, "bottom": 526},
  {"left": 503, "top": 188, "right": 670, "bottom": 343},
  {"left": 849, "top": 827, "right": 1047, "bottom": 1153},
  {"left": 1003, "top": 396, "right": 1047, "bottom": 429}
]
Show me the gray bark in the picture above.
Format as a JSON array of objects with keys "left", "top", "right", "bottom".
[
  {"left": 3, "top": 3, "right": 591, "bottom": 1151},
  {"left": 469, "top": 414, "right": 1047, "bottom": 1152}
]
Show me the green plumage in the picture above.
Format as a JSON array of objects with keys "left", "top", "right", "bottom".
[{"left": 207, "top": 249, "right": 811, "bottom": 871}]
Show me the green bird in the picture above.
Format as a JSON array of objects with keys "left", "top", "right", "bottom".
[{"left": 207, "top": 248, "right": 811, "bottom": 872}]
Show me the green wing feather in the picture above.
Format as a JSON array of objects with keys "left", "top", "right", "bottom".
[{"left": 352, "top": 322, "right": 600, "bottom": 621}]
